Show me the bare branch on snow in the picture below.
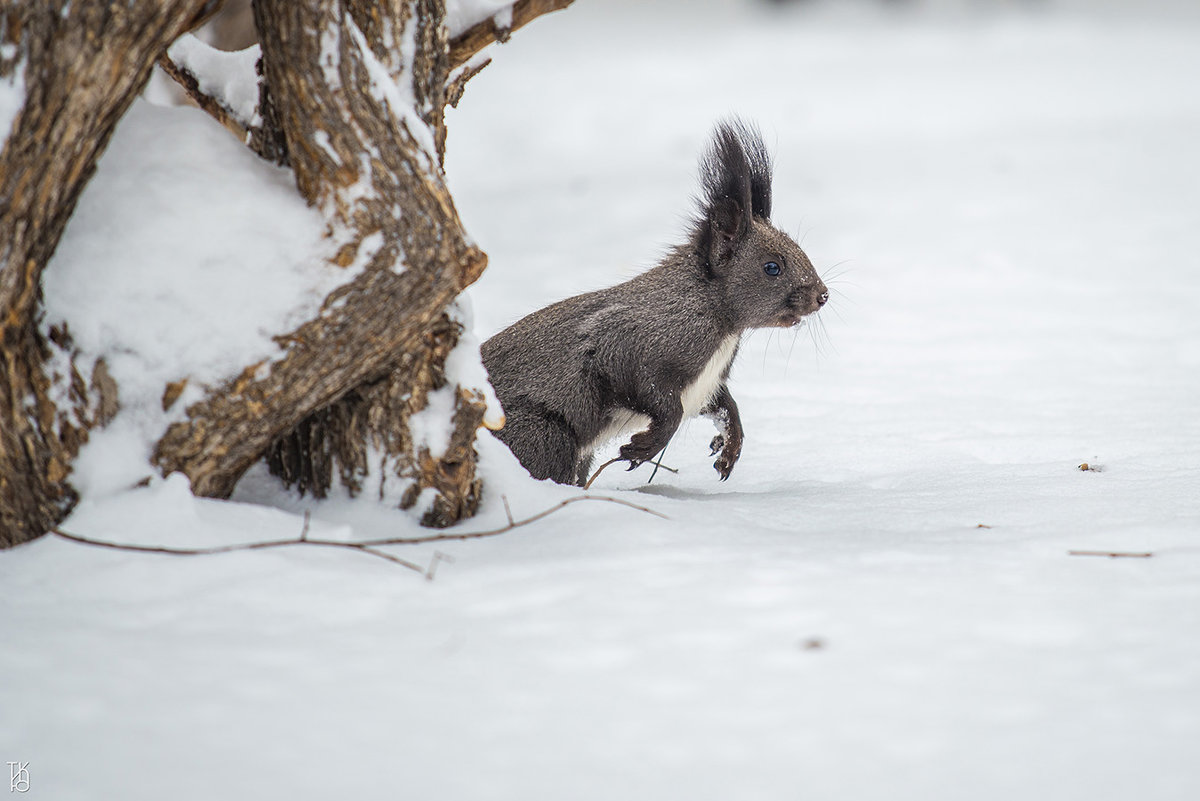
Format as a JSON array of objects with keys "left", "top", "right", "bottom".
[{"left": 51, "top": 494, "right": 668, "bottom": 577}]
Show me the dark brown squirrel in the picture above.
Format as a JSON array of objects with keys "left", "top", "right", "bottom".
[{"left": 482, "top": 119, "right": 828, "bottom": 485}]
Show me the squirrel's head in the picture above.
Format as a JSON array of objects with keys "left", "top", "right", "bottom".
[{"left": 693, "top": 119, "right": 828, "bottom": 330}]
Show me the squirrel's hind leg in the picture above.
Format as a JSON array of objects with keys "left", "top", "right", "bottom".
[{"left": 493, "top": 403, "right": 581, "bottom": 485}]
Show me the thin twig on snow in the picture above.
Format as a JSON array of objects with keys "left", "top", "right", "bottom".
[{"left": 50, "top": 494, "right": 667, "bottom": 576}]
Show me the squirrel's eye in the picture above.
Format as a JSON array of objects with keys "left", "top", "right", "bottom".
[{"left": 763, "top": 261, "right": 781, "bottom": 276}]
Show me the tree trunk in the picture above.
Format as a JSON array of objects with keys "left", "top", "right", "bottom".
[
  {"left": 0, "top": 1, "right": 210, "bottom": 548},
  {"left": 152, "top": 0, "right": 490, "bottom": 524},
  {"left": 266, "top": 313, "right": 487, "bottom": 527},
  {"left": 2, "top": 0, "right": 574, "bottom": 546}
]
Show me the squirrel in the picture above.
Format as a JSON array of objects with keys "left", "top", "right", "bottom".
[{"left": 481, "top": 118, "right": 828, "bottom": 486}]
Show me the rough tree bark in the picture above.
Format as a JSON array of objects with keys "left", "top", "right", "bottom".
[
  {"left": 153, "top": 0, "right": 493, "bottom": 526},
  {"left": 0, "top": 1, "right": 211, "bottom": 548},
  {"left": 253, "top": 0, "right": 573, "bottom": 525}
]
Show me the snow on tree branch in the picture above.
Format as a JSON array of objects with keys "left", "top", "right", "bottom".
[
  {"left": 445, "top": 0, "right": 516, "bottom": 40},
  {"left": 448, "top": 0, "right": 575, "bottom": 69},
  {"left": 166, "top": 34, "right": 262, "bottom": 128}
]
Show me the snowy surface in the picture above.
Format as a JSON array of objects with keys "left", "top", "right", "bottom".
[{"left": 5, "top": 1, "right": 1200, "bottom": 799}]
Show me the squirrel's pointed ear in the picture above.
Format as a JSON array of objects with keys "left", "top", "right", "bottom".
[
  {"left": 710, "top": 195, "right": 746, "bottom": 266},
  {"left": 696, "top": 117, "right": 770, "bottom": 273}
]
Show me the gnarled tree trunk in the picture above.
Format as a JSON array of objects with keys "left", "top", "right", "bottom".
[
  {"left": 1, "top": 0, "right": 575, "bottom": 546},
  {"left": 153, "top": 0, "right": 491, "bottom": 525},
  {"left": 0, "top": 1, "right": 211, "bottom": 548}
]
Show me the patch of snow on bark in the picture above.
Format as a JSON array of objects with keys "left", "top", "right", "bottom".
[
  {"left": 408, "top": 382, "right": 457, "bottom": 461},
  {"left": 448, "top": 292, "right": 504, "bottom": 430},
  {"left": 318, "top": 16, "right": 344, "bottom": 91},
  {"left": 345, "top": 18, "right": 439, "bottom": 166},
  {"left": 312, "top": 128, "right": 342, "bottom": 164},
  {"left": 408, "top": 295, "right": 504, "bottom": 461},
  {"left": 40, "top": 340, "right": 81, "bottom": 428},
  {"left": 0, "top": 48, "right": 24, "bottom": 153},
  {"left": 352, "top": 230, "right": 386, "bottom": 273}
]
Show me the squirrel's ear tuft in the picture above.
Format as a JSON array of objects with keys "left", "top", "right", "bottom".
[
  {"left": 694, "top": 118, "right": 774, "bottom": 272},
  {"left": 699, "top": 117, "right": 773, "bottom": 224}
]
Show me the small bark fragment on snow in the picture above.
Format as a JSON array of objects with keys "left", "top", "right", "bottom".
[
  {"left": 162, "top": 378, "right": 188, "bottom": 413},
  {"left": 90, "top": 358, "right": 120, "bottom": 426}
]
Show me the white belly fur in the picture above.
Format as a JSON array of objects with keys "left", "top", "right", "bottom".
[
  {"left": 680, "top": 333, "right": 739, "bottom": 419},
  {"left": 584, "top": 334, "right": 740, "bottom": 452}
]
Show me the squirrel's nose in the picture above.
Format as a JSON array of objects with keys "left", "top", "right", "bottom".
[{"left": 817, "top": 291, "right": 829, "bottom": 307}]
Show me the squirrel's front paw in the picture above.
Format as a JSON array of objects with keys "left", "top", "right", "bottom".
[
  {"left": 713, "top": 454, "right": 737, "bottom": 480},
  {"left": 712, "top": 440, "right": 742, "bottom": 481},
  {"left": 709, "top": 434, "right": 725, "bottom": 456}
]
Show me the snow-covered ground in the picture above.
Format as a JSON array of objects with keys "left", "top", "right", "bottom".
[{"left": 4, "top": 1, "right": 1200, "bottom": 798}]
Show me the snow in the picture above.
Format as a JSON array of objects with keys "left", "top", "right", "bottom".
[
  {"left": 0, "top": 48, "right": 23, "bottom": 152},
  {"left": 445, "top": 0, "right": 517, "bottom": 39},
  {"left": 40, "top": 101, "right": 336, "bottom": 496},
  {"left": 4, "top": 1, "right": 1200, "bottom": 799},
  {"left": 317, "top": 15, "right": 344, "bottom": 91},
  {"left": 345, "top": 16, "right": 439, "bottom": 161},
  {"left": 408, "top": 383, "right": 458, "bottom": 460},
  {"left": 448, "top": 292, "right": 505, "bottom": 430},
  {"left": 166, "top": 35, "right": 262, "bottom": 125}
]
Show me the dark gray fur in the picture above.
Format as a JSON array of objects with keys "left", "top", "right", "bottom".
[{"left": 482, "top": 119, "right": 828, "bottom": 485}]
